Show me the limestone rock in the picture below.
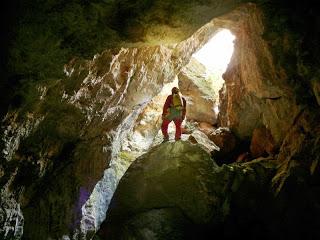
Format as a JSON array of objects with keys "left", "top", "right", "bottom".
[
  {"left": 2, "top": 2, "right": 320, "bottom": 239},
  {"left": 198, "top": 121, "right": 216, "bottom": 136},
  {"left": 188, "top": 130, "right": 220, "bottom": 153},
  {"left": 209, "top": 127, "right": 236, "bottom": 155},
  {"left": 272, "top": 109, "right": 320, "bottom": 193},
  {"left": 96, "top": 141, "right": 278, "bottom": 239},
  {"left": 1, "top": 45, "right": 178, "bottom": 239},
  {"left": 311, "top": 76, "right": 320, "bottom": 106},
  {"left": 97, "top": 141, "right": 217, "bottom": 239},
  {"left": 208, "top": 127, "right": 239, "bottom": 166},
  {"left": 178, "top": 58, "right": 217, "bottom": 124},
  {"left": 217, "top": 4, "right": 301, "bottom": 144},
  {"left": 250, "top": 126, "right": 277, "bottom": 158},
  {"left": 0, "top": 191, "right": 24, "bottom": 239},
  {"left": 235, "top": 152, "right": 250, "bottom": 163}
]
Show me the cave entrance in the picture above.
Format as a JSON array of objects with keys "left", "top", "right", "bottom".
[
  {"left": 126, "top": 29, "right": 236, "bottom": 149},
  {"left": 178, "top": 28, "right": 235, "bottom": 125},
  {"left": 192, "top": 29, "right": 235, "bottom": 106}
]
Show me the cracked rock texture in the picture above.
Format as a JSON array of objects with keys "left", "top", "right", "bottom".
[{"left": 1, "top": 1, "right": 320, "bottom": 239}]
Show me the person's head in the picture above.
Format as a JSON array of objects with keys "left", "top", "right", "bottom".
[{"left": 171, "top": 87, "right": 180, "bottom": 95}]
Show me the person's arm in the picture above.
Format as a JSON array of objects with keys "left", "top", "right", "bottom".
[
  {"left": 162, "top": 95, "right": 172, "bottom": 119},
  {"left": 182, "top": 97, "right": 186, "bottom": 120}
]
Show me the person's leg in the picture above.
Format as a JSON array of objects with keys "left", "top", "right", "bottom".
[
  {"left": 173, "top": 118, "right": 182, "bottom": 140},
  {"left": 161, "top": 119, "right": 171, "bottom": 140}
]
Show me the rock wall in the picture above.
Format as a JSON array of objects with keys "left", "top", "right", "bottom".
[
  {"left": 178, "top": 58, "right": 217, "bottom": 124},
  {"left": 215, "top": 3, "right": 320, "bottom": 194},
  {"left": 0, "top": 46, "right": 177, "bottom": 239},
  {"left": 217, "top": 4, "right": 300, "bottom": 144}
]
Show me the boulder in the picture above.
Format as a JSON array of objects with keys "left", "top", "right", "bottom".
[
  {"left": 209, "top": 127, "right": 237, "bottom": 156},
  {"left": 198, "top": 121, "right": 216, "bottom": 136},
  {"left": 96, "top": 141, "right": 278, "bottom": 239},
  {"left": 178, "top": 58, "right": 217, "bottom": 124},
  {"left": 235, "top": 152, "right": 250, "bottom": 163},
  {"left": 188, "top": 130, "right": 220, "bottom": 153},
  {"left": 250, "top": 126, "right": 277, "bottom": 158},
  {"left": 97, "top": 141, "right": 218, "bottom": 239}
]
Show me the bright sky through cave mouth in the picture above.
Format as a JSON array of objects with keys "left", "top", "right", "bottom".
[{"left": 193, "top": 29, "right": 235, "bottom": 73}]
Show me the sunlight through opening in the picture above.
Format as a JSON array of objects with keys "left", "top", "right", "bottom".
[
  {"left": 191, "top": 29, "right": 235, "bottom": 114},
  {"left": 193, "top": 29, "right": 235, "bottom": 75}
]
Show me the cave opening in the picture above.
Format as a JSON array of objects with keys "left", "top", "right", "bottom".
[
  {"left": 151, "top": 29, "right": 236, "bottom": 143},
  {"left": 191, "top": 28, "right": 235, "bottom": 113},
  {"left": 185, "top": 28, "right": 235, "bottom": 115}
]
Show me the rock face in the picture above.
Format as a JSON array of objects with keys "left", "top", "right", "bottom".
[
  {"left": 96, "top": 141, "right": 283, "bottom": 239},
  {"left": 0, "top": 189, "right": 24, "bottom": 239},
  {"left": 250, "top": 126, "right": 277, "bottom": 158},
  {"left": 272, "top": 109, "right": 320, "bottom": 193},
  {"left": 209, "top": 127, "right": 236, "bottom": 155},
  {"left": 178, "top": 58, "right": 217, "bottom": 124},
  {"left": 208, "top": 127, "right": 240, "bottom": 165},
  {"left": 217, "top": 4, "right": 301, "bottom": 145},
  {"left": 0, "top": 46, "right": 177, "bottom": 239},
  {"left": 198, "top": 121, "right": 216, "bottom": 136}
]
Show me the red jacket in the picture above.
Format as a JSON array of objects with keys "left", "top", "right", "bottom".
[{"left": 162, "top": 94, "right": 186, "bottom": 119}]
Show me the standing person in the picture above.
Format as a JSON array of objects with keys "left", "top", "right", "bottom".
[{"left": 161, "top": 87, "right": 186, "bottom": 142}]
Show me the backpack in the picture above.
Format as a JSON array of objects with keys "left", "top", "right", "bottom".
[{"left": 172, "top": 93, "right": 183, "bottom": 110}]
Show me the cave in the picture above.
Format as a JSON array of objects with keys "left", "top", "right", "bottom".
[{"left": 1, "top": 1, "right": 320, "bottom": 240}]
